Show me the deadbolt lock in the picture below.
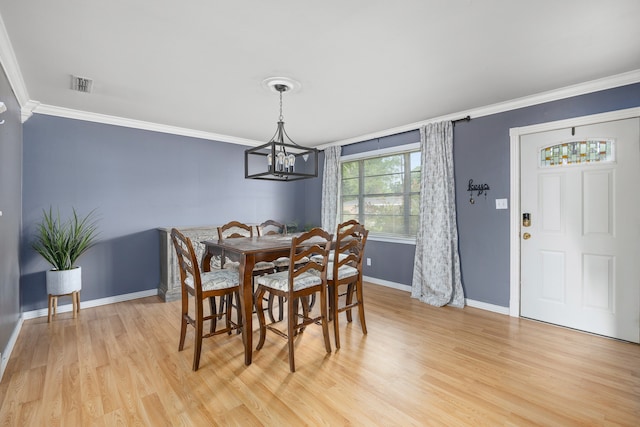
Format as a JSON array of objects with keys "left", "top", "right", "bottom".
[{"left": 523, "top": 232, "right": 531, "bottom": 240}]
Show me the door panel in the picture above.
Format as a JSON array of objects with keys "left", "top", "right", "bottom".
[{"left": 520, "top": 118, "right": 640, "bottom": 343}]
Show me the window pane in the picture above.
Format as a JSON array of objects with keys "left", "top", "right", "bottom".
[
  {"left": 342, "top": 213, "right": 359, "bottom": 223},
  {"left": 364, "top": 155, "right": 404, "bottom": 176},
  {"left": 364, "top": 195, "right": 404, "bottom": 216},
  {"left": 410, "top": 194, "right": 420, "bottom": 215},
  {"left": 410, "top": 171, "right": 420, "bottom": 192},
  {"left": 410, "top": 152, "right": 421, "bottom": 171},
  {"left": 364, "top": 174, "right": 403, "bottom": 194},
  {"left": 342, "top": 177, "right": 359, "bottom": 196},
  {"left": 409, "top": 215, "right": 420, "bottom": 235},
  {"left": 364, "top": 215, "right": 405, "bottom": 235},
  {"left": 340, "top": 148, "right": 421, "bottom": 238},
  {"left": 341, "top": 196, "right": 359, "bottom": 215},
  {"left": 342, "top": 161, "right": 359, "bottom": 178}
]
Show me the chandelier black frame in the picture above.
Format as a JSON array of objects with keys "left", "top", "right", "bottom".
[{"left": 244, "top": 83, "right": 318, "bottom": 181}]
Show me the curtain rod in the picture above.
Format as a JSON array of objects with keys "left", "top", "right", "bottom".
[{"left": 452, "top": 115, "right": 471, "bottom": 126}]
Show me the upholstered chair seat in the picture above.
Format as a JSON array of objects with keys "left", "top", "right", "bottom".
[
  {"left": 256, "top": 270, "right": 322, "bottom": 292},
  {"left": 185, "top": 269, "right": 239, "bottom": 292},
  {"left": 316, "top": 263, "right": 358, "bottom": 281},
  {"left": 310, "top": 252, "right": 349, "bottom": 265}
]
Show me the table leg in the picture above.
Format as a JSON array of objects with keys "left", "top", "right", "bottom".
[
  {"left": 202, "top": 250, "right": 213, "bottom": 273},
  {"left": 239, "top": 253, "right": 255, "bottom": 365}
]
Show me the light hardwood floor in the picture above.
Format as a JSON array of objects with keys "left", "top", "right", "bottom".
[{"left": 1, "top": 283, "right": 638, "bottom": 426}]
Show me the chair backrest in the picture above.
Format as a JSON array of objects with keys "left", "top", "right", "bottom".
[
  {"left": 333, "top": 222, "right": 368, "bottom": 279},
  {"left": 171, "top": 228, "right": 202, "bottom": 297},
  {"left": 289, "top": 228, "right": 333, "bottom": 283},
  {"left": 336, "top": 219, "right": 360, "bottom": 234},
  {"left": 258, "top": 220, "right": 287, "bottom": 236},
  {"left": 218, "top": 221, "right": 253, "bottom": 240}
]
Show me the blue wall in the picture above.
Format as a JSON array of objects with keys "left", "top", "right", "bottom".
[
  {"left": 20, "top": 82, "right": 640, "bottom": 312},
  {"left": 0, "top": 64, "right": 22, "bottom": 357},
  {"left": 21, "top": 116, "right": 310, "bottom": 311}
]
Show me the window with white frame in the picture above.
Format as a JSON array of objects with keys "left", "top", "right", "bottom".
[{"left": 341, "top": 145, "right": 421, "bottom": 238}]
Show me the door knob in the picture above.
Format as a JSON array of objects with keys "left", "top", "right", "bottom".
[{"left": 523, "top": 232, "right": 531, "bottom": 240}]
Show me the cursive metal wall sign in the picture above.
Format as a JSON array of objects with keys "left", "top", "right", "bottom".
[{"left": 467, "top": 179, "right": 490, "bottom": 204}]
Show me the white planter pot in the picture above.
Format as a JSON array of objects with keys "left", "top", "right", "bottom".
[{"left": 46, "top": 267, "right": 82, "bottom": 295}]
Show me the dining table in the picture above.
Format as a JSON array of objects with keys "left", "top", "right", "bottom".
[{"left": 201, "top": 233, "right": 298, "bottom": 365}]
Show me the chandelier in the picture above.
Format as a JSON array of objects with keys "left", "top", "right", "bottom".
[{"left": 244, "top": 79, "right": 318, "bottom": 181}]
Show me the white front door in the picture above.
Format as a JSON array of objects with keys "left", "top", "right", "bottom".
[{"left": 520, "top": 117, "right": 640, "bottom": 343}]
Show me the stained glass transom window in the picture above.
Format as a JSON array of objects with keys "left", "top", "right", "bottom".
[{"left": 540, "top": 139, "right": 614, "bottom": 167}]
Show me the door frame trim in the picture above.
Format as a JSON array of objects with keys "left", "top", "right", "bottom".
[{"left": 508, "top": 107, "right": 640, "bottom": 317}]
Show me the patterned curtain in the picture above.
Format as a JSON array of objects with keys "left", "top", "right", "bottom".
[
  {"left": 411, "top": 121, "right": 465, "bottom": 307},
  {"left": 321, "top": 146, "right": 342, "bottom": 233}
]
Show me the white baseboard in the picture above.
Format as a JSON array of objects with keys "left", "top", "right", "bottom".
[
  {"left": 364, "top": 276, "right": 509, "bottom": 315},
  {"left": 22, "top": 289, "right": 159, "bottom": 320},
  {"left": 363, "top": 276, "right": 412, "bottom": 292},
  {"left": 465, "top": 299, "right": 510, "bottom": 315},
  {"left": 1, "top": 315, "right": 24, "bottom": 383}
]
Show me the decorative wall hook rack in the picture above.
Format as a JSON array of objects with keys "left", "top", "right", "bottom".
[{"left": 467, "top": 179, "right": 490, "bottom": 204}]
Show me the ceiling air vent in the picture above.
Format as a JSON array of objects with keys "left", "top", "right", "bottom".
[{"left": 70, "top": 75, "right": 93, "bottom": 93}]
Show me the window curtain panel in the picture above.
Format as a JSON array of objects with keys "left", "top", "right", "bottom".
[
  {"left": 321, "top": 146, "right": 342, "bottom": 233},
  {"left": 411, "top": 121, "right": 465, "bottom": 307}
]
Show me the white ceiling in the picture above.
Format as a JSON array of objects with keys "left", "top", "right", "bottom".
[{"left": 1, "top": 1, "right": 639, "bottom": 147}]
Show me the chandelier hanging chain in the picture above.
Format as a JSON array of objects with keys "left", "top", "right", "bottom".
[{"left": 279, "top": 89, "right": 284, "bottom": 122}]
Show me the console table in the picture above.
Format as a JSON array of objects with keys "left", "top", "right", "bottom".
[{"left": 158, "top": 226, "right": 223, "bottom": 301}]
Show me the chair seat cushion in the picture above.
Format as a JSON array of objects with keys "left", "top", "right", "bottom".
[
  {"left": 222, "top": 260, "right": 275, "bottom": 272},
  {"left": 323, "top": 263, "right": 359, "bottom": 280},
  {"left": 273, "top": 256, "right": 310, "bottom": 268},
  {"left": 310, "top": 252, "right": 349, "bottom": 264},
  {"left": 254, "top": 261, "right": 277, "bottom": 271},
  {"left": 256, "top": 270, "right": 322, "bottom": 292},
  {"left": 185, "top": 269, "right": 239, "bottom": 291}
]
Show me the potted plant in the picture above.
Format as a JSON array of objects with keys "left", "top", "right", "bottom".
[{"left": 32, "top": 207, "right": 99, "bottom": 295}]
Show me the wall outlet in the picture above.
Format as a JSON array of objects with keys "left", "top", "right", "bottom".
[
  {"left": 366, "top": 258, "right": 371, "bottom": 266},
  {"left": 495, "top": 198, "right": 508, "bottom": 209}
]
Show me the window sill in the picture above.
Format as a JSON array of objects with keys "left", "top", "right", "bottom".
[{"left": 367, "top": 234, "right": 416, "bottom": 245}]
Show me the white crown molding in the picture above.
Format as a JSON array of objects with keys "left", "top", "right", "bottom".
[
  {"left": 319, "top": 69, "right": 640, "bottom": 150},
  {"left": 21, "top": 99, "right": 39, "bottom": 123},
  {"left": 0, "top": 13, "right": 29, "bottom": 106},
  {"left": 33, "top": 104, "right": 265, "bottom": 146}
]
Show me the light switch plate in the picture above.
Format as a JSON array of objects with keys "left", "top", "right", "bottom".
[{"left": 495, "top": 198, "right": 508, "bottom": 209}]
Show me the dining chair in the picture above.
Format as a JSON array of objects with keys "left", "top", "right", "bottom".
[
  {"left": 258, "top": 220, "right": 313, "bottom": 322},
  {"left": 254, "top": 228, "right": 333, "bottom": 372},
  {"left": 257, "top": 219, "right": 287, "bottom": 237},
  {"left": 217, "top": 221, "right": 277, "bottom": 315},
  {"left": 309, "top": 219, "right": 359, "bottom": 265},
  {"left": 171, "top": 228, "right": 242, "bottom": 371},
  {"left": 257, "top": 220, "right": 288, "bottom": 322},
  {"left": 326, "top": 221, "right": 369, "bottom": 350},
  {"left": 217, "top": 221, "right": 276, "bottom": 274}
]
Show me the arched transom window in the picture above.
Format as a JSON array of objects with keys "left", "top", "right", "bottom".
[{"left": 540, "top": 139, "right": 615, "bottom": 167}]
